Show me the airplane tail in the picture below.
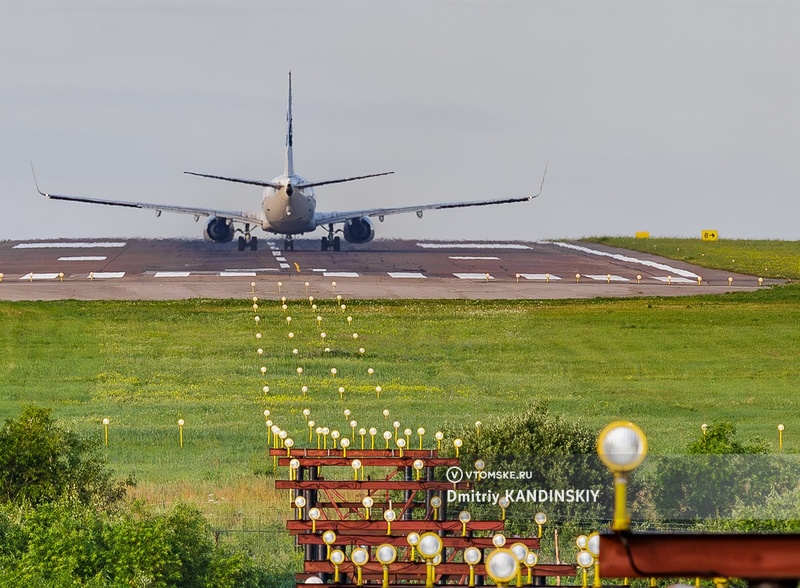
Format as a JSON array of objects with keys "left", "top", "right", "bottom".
[{"left": 285, "top": 71, "right": 294, "bottom": 178}]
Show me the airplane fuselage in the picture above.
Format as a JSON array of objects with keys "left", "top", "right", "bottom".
[{"left": 261, "top": 174, "right": 317, "bottom": 234}]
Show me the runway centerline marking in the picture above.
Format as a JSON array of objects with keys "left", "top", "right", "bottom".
[
  {"left": 418, "top": 243, "right": 529, "bottom": 249},
  {"left": 448, "top": 256, "right": 500, "bottom": 260},
  {"left": 58, "top": 256, "right": 107, "bottom": 262},
  {"left": 543, "top": 241, "right": 699, "bottom": 279},
  {"left": 13, "top": 241, "right": 127, "bottom": 249}
]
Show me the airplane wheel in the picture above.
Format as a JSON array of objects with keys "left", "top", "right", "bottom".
[
  {"left": 321, "top": 237, "right": 329, "bottom": 251},
  {"left": 237, "top": 236, "right": 246, "bottom": 251},
  {"left": 250, "top": 236, "right": 258, "bottom": 251},
  {"left": 333, "top": 236, "right": 341, "bottom": 252}
]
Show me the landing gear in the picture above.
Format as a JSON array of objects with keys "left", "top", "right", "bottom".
[
  {"left": 321, "top": 224, "right": 341, "bottom": 252},
  {"left": 237, "top": 224, "right": 258, "bottom": 251},
  {"left": 284, "top": 236, "right": 294, "bottom": 251}
]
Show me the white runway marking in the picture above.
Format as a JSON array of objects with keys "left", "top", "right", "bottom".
[
  {"left": 223, "top": 268, "right": 279, "bottom": 273},
  {"left": 271, "top": 251, "right": 281, "bottom": 256},
  {"left": 220, "top": 271, "right": 257, "bottom": 277},
  {"left": 653, "top": 276, "right": 697, "bottom": 284},
  {"left": 279, "top": 263, "right": 291, "bottom": 269},
  {"left": 585, "top": 274, "right": 630, "bottom": 282},
  {"left": 454, "top": 273, "right": 494, "bottom": 280},
  {"left": 276, "top": 257, "right": 287, "bottom": 262},
  {"left": 58, "top": 256, "right": 107, "bottom": 262},
  {"left": 449, "top": 256, "right": 500, "bottom": 260},
  {"left": 89, "top": 272, "right": 125, "bottom": 279},
  {"left": 323, "top": 272, "right": 359, "bottom": 278},
  {"left": 388, "top": 272, "right": 427, "bottom": 279},
  {"left": 13, "top": 242, "right": 127, "bottom": 249},
  {"left": 18, "top": 273, "right": 60, "bottom": 280},
  {"left": 154, "top": 271, "right": 191, "bottom": 278},
  {"left": 544, "top": 241, "right": 700, "bottom": 279},
  {"left": 518, "top": 274, "right": 562, "bottom": 281},
  {"left": 418, "top": 243, "right": 530, "bottom": 249},
  {"left": 312, "top": 269, "right": 328, "bottom": 272}
]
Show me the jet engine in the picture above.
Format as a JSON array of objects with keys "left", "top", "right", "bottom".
[
  {"left": 343, "top": 216, "right": 375, "bottom": 244},
  {"left": 203, "top": 216, "right": 235, "bottom": 243}
]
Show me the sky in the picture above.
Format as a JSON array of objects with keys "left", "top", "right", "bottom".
[{"left": 2, "top": 1, "right": 799, "bottom": 242}]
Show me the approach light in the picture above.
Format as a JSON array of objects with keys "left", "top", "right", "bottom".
[
  {"left": 350, "top": 547, "right": 369, "bottom": 587},
  {"left": 597, "top": 421, "right": 648, "bottom": 531},
  {"left": 485, "top": 548, "right": 518, "bottom": 587},
  {"left": 376, "top": 544, "right": 398, "bottom": 588}
]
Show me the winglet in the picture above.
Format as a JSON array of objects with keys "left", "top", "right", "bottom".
[
  {"left": 532, "top": 162, "right": 548, "bottom": 199},
  {"left": 30, "top": 160, "right": 48, "bottom": 197}
]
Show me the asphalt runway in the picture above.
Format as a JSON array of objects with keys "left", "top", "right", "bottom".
[{"left": 0, "top": 238, "right": 775, "bottom": 301}]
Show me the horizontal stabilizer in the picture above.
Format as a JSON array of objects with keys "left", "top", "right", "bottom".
[
  {"left": 184, "top": 171, "right": 282, "bottom": 189},
  {"left": 296, "top": 171, "right": 394, "bottom": 189}
]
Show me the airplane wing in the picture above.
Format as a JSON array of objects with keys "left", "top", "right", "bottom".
[
  {"left": 33, "top": 168, "right": 262, "bottom": 225},
  {"left": 314, "top": 164, "right": 547, "bottom": 227}
]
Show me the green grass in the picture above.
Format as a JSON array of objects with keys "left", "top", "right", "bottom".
[{"left": 584, "top": 236, "right": 800, "bottom": 279}]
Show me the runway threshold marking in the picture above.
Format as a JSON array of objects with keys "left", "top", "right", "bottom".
[
  {"left": 88, "top": 272, "right": 125, "bottom": 279},
  {"left": 418, "top": 243, "right": 530, "bottom": 250},
  {"left": 153, "top": 271, "right": 191, "bottom": 278},
  {"left": 585, "top": 274, "right": 629, "bottom": 282},
  {"left": 518, "top": 274, "right": 562, "bottom": 281},
  {"left": 58, "top": 256, "right": 108, "bottom": 262},
  {"left": 387, "top": 272, "right": 427, "bottom": 279},
  {"left": 13, "top": 242, "right": 127, "bottom": 249},
  {"left": 543, "top": 241, "right": 700, "bottom": 279},
  {"left": 454, "top": 273, "right": 494, "bottom": 280},
  {"left": 18, "top": 273, "right": 60, "bottom": 280}
]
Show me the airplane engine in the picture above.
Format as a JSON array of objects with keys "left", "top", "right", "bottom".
[
  {"left": 343, "top": 216, "right": 375, "bottom": 244},
  {"left": 203, "top": 216, "right": 235, "bottom": 243}
]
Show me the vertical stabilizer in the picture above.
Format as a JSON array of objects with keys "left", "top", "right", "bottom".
[{"left": 284, "top": 71, "right": 294, "bottom": 177}]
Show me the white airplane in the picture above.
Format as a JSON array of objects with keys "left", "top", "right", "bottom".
[{"left": 35, "top": 73, "right": 546, "bottom": 252}]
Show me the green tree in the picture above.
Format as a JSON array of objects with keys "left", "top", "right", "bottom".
[{"left": 0, "top": 407, "right": 130, "bottom": 508}]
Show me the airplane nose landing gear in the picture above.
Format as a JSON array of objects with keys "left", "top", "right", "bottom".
[{"left": 237, "top": 224, "right": 259, "bottom": 251}]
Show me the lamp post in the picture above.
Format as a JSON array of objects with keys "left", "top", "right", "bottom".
[
  {"left": 321, "top": 530, "right": 336, "bottom": 559},
  {"left": 376, "top": 543, "right": 397, "bottom": 588},
  {"left": 485, "top": 548, "right": 518, "bottom": 588},
  {"left": 350, "top": 547, "right": 368, "bottom": 587},
  {"left": 417, "top": 427, "right": 426, "bottom": 449},
  {"left": 417, "top": 532, "right": 443, "bottom": 588},
  {"left": 102, "top": 418, "right": 110, "bottom": 446},
  {"left": 464, "top": 546, "right": 482, "bottom": 587},
  {"left": 383, "top": 508, "right": 396, "bottom": 535},
  {"left": 597, "top": 421, "right": 648, "bottom": 531},
  {"left": 510, "top": 542, "right": 529, "bottom": 587},
  {"left": 351, "top": 458, "right": 362, "bottom": 481},
  {"left": 406, "top": 532, "right": 420, "bottom": 561},
  {"left": 454, "top": 437, "right": 463, "bottom": 457},
  {"left": 362, "top": 495, "right": 373, "bottom": 519},
  {"left": 178, "top": 418, "right": 185, "bottom": 448},
  {"left": 587, "top": 532, "right": 601, "bottom": 587},
  {"left": 459, "top": 510, "right": 471, "bottom": 536},
  {"left": 577, "top": 551, "right": 594, "bottom": 588},
  {"left": 534, "top": 511, "right": 547, "bottom": 539},
  {"left": 524, "top": 551, "right": 539, "bottom": 585},
  {"left": 330, "top": 549, "right": 345, "bottom": 584},
  {"left": 779, "top": 424, "right": 785, "bottom": 452}
]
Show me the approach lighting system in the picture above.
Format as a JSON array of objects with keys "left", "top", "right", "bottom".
[
  {"left": 485, "top": 548, "right": 518, "bottom": 587},
  {"left": 417, "top": 532, "right": 444, "bottom": 588},
  {"left": 534, "top": 511, "right": 547, "bottom": 538},
  {"left": 351, "top": 547, "right": 369, "bottom": 587},
  {"left": 597, "top": 421, "right": 648, "bottom": 531}
]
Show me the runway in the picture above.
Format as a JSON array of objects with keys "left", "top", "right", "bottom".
[{"left": 0, "top": 238, "right": 774, "bottom": 301}]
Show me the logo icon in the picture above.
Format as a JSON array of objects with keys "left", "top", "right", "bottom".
[{"left": 446, "top": 466, "right": 464, "bottom": 483}]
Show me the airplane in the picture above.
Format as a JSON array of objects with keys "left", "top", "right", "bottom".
[{"left": 34, "top": 72, "right": 546, "bottom": 252}]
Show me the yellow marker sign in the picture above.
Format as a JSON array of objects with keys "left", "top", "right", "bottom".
[
  {"left": 702, "top": 230, "right": 718, "bottom": 241},
  {"left": 635, "top": 231, "right": 650, "bottom": 239}
]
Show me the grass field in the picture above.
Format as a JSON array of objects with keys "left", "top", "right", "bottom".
[
  {"left": 585, "top": 236, "right": 800, "bottom": 279},
  {"left": 3, "top": 239, "right": 800, "bottom": 581}
]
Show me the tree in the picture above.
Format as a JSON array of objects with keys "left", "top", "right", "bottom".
[{"left": 0, "top": 407, "right": 130, "bottom": 508}]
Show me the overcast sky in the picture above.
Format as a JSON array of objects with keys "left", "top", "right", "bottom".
[{"left": 3, "top": 1, "right": 799, "bottom": 243}]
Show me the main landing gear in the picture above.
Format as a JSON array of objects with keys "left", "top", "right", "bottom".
[
  {"left": 284, "top": 236, "right": 295, "bottom": 251},
  {"left": 320, "top": 224, "right": 341, "bottom": 251},
  {"left": 237, "top": 224, "right": 258, "bottom": 251}
]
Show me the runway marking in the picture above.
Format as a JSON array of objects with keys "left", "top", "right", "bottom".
[
  {"left": 272, "top": 251, "right": 282, "bottom": 257},
  {"left": 13, "top": 242, "right": 127, "bottom": 249},
  {"left": 154, "top": 271, "right": 191, "bottom": 278},
  {"left": 58, "top": 256, "right": 108, "bottom": 262},
  {"left": 544, "top": 241, "right": 700, "bottom": 279},
  {"left": 276, "top": 257, "right": 287, "bottom": 262},
  {"left": 18, "top": 273, "right": 60, "bottom": 280},
  {"left": 279, "top": 263, "right": 291, "bottom": 269},
  {"left": 454, "top": 273, "right": 494, "bottom": 280},
  {"left": 388, "top": 272, "right": 427, "bottom": 279},
  {"left": 223, "top": 268, "right": 279, "bottom": 272},
  {"left": 653, "top": 276, "right": 697, "bottom": 284},
  {"left": 518, "top": 273, "right": 562, "bottom": 281},
  {"left": 89, "top": 272, "right": 125, "bottom": 279},
  {"left": 585, "top": 274, "right": 630, "bottom": 282},
  {"left": 312, "top": 269, "right": 328, "bottom": 272},
  {"left": 220, "top": 271, "right": 257, "bottom": 277},
  {"left": 449, "top": 256, "right": 500, "bottom": 260},
  {"left": 323, "top": 272, "right": 360, "bottom": 278},
  {"left": 418, "top": 243, "right": 530, "bottom": 250}
]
